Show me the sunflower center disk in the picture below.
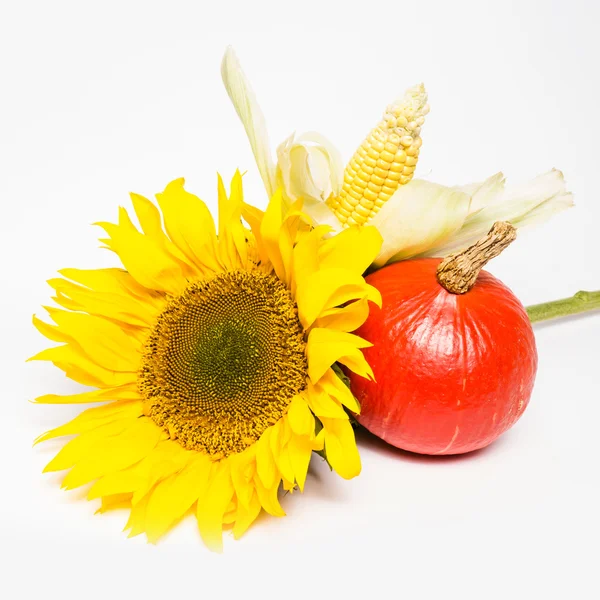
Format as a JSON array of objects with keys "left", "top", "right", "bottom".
[{"left": 139, "top": 270, "right": 308, "bottom": 458}]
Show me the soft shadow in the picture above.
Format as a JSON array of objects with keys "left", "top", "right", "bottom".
[
  {"left": 301, "top": 456, "right": 349, "bottom": 502},
  {"left": 306, "top": 457, "right": 326, "bottom": 482},
  {"left": 355, "top": 425, "right": 509, "bottom": 464}
]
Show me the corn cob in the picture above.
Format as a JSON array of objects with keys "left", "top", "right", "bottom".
[{"left": 327, "top": 84, "right": 429, "bottom": 226}]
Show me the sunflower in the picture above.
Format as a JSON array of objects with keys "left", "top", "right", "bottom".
[{"left": 31, "top": 172, "right": 382, "bottom": 551}]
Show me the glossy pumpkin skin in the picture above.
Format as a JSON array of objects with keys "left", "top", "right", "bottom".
[{"left": 351, "top": 258, "right": 538, "bottom": 455}]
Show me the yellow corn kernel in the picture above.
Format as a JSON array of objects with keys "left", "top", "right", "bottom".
[
  {"left": 357, "top": 170, "right": 371, "bottom": 183},
  {"left": 327, "top": 83, "right": 429, "bottom": 226},
  {"left": 363, "top": 188, "right": 378, "bottom": 202},
  {"left": 354, "top": 204, "right": 372, "bottom": 218},
  {"left": 379, "top": 150, "right": 396, "bottom": 163},
  {"left": 337, "top": 197, "right": 353, "bottom": 216},
  {"left": 348, "top": 188, "right": 362, "bottom": 202}
]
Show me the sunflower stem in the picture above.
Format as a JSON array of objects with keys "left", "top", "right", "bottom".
[{"left": 526, "top": 290, "right": 600, "bottom": 323}]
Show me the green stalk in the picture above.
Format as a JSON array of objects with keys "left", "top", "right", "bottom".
[{"left": 526, "top": 290, "right": 600, "bottom": 324}]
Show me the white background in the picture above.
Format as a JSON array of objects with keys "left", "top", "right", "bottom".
[{"left": 1, "top": 0, "right": 599, "bottom": 598}]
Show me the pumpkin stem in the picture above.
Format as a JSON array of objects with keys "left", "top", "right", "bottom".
[{"left": 436, "top": 221, "right": 517, "bottom": 294}]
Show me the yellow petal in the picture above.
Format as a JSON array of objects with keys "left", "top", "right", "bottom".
[
  {"left": 255, "top": 426, "right": 279, "bottom": 489},
  {"left": 129, "top": 192, "right": 167, "bottom": 239},
  {"left": 303, "top": 382, "right": 348, "bottom": 419},
  {"left": 34, "top": 400, "right": 143, "bottom": 444},
  {"left": 241, "top": 203, "right": 264, "bottom": 235},
  {"left": 128, "top": 192, "right": 196, "bottom": 275},
  {"left": 51, "top": 268, "right": 163, "bottom": 327},
  {"left": 259, "top": 189, "right": 287, "bottom": 282},
  {"left": 241, "top": 202, "right": 270, "bottom": 272},
  {"left": 87, "top": 440, "right": 187, "bottom": 501},
  {"left": 228, "top": 171, "right": 252, "bottom": 265},
  {"left": 32, "top": 314, "right": 65, "bottom": 343},
  {"left": 196, "top": 460, "right": 235, "bottom": 552},
  {"left": 43, "top": 418, "right": 137, "bottom": 473},
  {"left": 33, "top": 384, "right": 140, "bottom": 404},
  {"left": 58, "top": 267, "right": 157, "bottom": 302},
  {"left": 335, "top": 352, "right": 375, "bottom": 381},
  {"left": 232, "top": 491, "right": 262, "bottom": 539},
  {"left": 88, "top": 464, "right": 148, "bottom": 501},
  {"left": 155, "top": 178, "right": 220, "bottom": 273},
  {"left": 43, "top": 309, "right": 140, "bottom": 372},
  {"left": 130, "top": 442, "right": 192, "bottom": 504},
  {"left": 306, "top": 328, "right": 373, "bottom": 384},
  {"left": 320, "top": 417, "right": 361, "bottom": 480},
  {"left": 268, "top": 420, "right": 294, "bottom": 484},
  {"left": 282, "top": 198, "right": 307, "bottom": 237},
  {"left": 217, "top": 172, "right": 248, "bottom": 270},
  {"left": 229, "top": 445, "right": 257, "bottom": 509},
  {"left": 28, "top": 344, "right": 136, "bottom": 388},
  {"left": 253, "top": 475, "right": 285, "bottom": 517},
  {"left": 273, "top": 444, "right": 294, "bottom": 487},
  {"left": 96, "top": 492, "right": 132, "bottom": 513},
  {"left": 287, "top": 395, "right": 315, "bottom": 437},
  {"left": 369, "top": 179, "right": 471, "bottom": 267},
  {"left": 97, "top": 207, "right": 188, "bottom": 295},
  {"left": 222, "top": 498, "right": 238, "bottom": 525},
  {"left": 286, "top": 435, "right": 313, "bottom": 492},
  {"left": 61, "top": 418, "right": 166, "bottom": 489},
  {"left": 282, "top": 478, "right": 295, "bottom": 492},
  {"left": 318, "top": 368, "right": 361, "bottom": 414},
  {"left": 295, "top": 267, "right": 381, "bottom": 329},
  {"left": 145, "top": 454, "right": 212, "bottom": 543},
  {"left": 314, "top": 297, "right": 371, "bottom": 332},
  {"left": 47, "top": 279, "right": 157, "bottom": 328},
  {"left": 318, "top": 225, "right": 382, "bottom": 275},
  {"left": 277, "top": 208, "right": 298, "bottom": 287},
  {"left": 124, "top": 490, "right": 150, "bottom": 538},
  {"left": 291, "top": 224, "right": 331, "bottom": 294}
]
